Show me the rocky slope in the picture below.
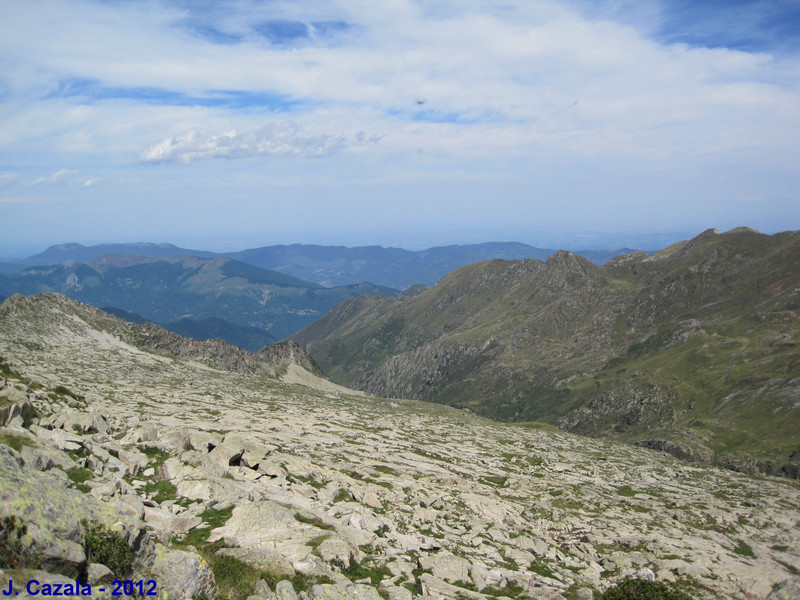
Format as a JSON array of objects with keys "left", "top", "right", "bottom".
[
  {"left": 1, "top": 293, "right": 800, "bottom": 600},
  {"left": 291, "top": 227, "right": 800, "bottom": 475}
]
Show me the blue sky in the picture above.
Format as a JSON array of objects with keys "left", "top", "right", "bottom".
[{"left": 1, "top": 0, "right": 799, "bottom": 256}]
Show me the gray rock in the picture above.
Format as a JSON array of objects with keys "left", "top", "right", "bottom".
[
  {"left": 30, "top": 426, "right": 85, "bottom": 452},
  {"left": 0, "top": 397, "right": 34, "bottom": 425},
  {"left": 308, "top": 584, "right": 381, "bottom": 600},
  {"left": 419, "top": 552, "right": 471, "bottom": 584},
  {"left": 113, "top": 494, "right": 146, "bottom": 520},
  {"left": 768, "top": 577, "right": 800, "bottom": 600},
  {"left": 170, "top": 515, "right": 203, "bottom": 535},
  {"left": 257, "top": 460, "right": 288, "bottom": 478},
  {"left": 149, "top": 544, "right": 218, "bottom": 600},
  {"left": 87, "top": 563, "right": 115, "bottom": 585},
  {"left": 40, "top": 539, "right": 86, "bottom": 578},
  {"left": 275, "top": 580, "right": 298, "bottom": 600},
  {"left": 208, "top": 501, "right": 331, "bottom": 559},
  {"left": 208, "top": 440, "right": 245, "bottom": 468},
  {"left": 384, "top": 586, "right": 412, "bottom": 600},
  {"left": 632, "top": 568, "right": 656, "bottom": 582},
  {"left": 17, "top": 437, "right": 76, "bottom": 472},
  {"left": 418, "top": 574, "right": 483, "bottom": 600},
  {"left": 317, "top": 538, "right": 354, "bottom": 564},
  {"left": 254, "top": 579, "right": 276, "bottom": 598}
]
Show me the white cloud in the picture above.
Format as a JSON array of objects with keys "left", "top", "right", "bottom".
[
  {"left": 0, "top": 173, "right": 19, "bottom": 188},
  {"left": 0, "top": 0, "right": 798, "bottom": 238},
  {"left": 33, "top": 169, "right": 79, "bottom": 185},
  {"left": 139, "top": 123, "right": 352, "bottom": 164},
  {"left": 1, "top": 0, "right": 791, "bottom": 168}
]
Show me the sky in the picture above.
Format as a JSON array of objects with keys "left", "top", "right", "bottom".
[{"left": 1, "top": 0, "right": 799, "bottom": 257}]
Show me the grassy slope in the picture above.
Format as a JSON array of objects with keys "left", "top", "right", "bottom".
[{"left": 293, "top": 228, "right": 800, "bottom": 469}]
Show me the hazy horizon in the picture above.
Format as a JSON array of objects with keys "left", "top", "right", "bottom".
[{"left": 0, "top": 227, "right": 719, "bottom": 261}]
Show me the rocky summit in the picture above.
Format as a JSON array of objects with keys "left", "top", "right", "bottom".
[{"left": 1, "top": 293, "right": 800, "bottom": 600}]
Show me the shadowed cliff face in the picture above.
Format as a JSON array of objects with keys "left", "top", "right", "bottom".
[
  {"left": 292, "top": 228, "right": 800, "bottom": 474},
  {"left": 1, "top": 291, "right": 800, "bottom": 600}
]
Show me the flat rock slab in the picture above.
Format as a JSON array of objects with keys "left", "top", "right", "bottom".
[{"left": 208, "top": 500, "right": 332, "bottom": 558}]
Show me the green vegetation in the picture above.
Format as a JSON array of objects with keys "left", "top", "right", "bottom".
[
  {"left": 205, "top": 550, "right": 331, "bottom": 600},
  {"left": 83, "top": 521, "right": 134, "bottom": 578},
  {"left": 598, "top": 577, "right": 694, "bottom": 600},
  {"left": 205, "top": 553, "right": 267, "bottom": 600},
  {"left": 333, "top": 556, "right": 392, "bottom": 586},
  {"left": 0, "top": 431, "right": 36, "bottom": 452},
  {"left": 180, "top": 505, "right": 234, "bottom": 547},
  {"left": 0, "top": 355, "right": 39, "bottom": 388},
  {"left": 0, "top": 515, "right": 39, "bottom": 569},
  {"left": 68, "top": 467, "right": 94, "bottom": 493},
  {"left": 528, "top": 560, "right": 556, "bottom": 578},
  {"left": 143, "top": 479, "right": 177, "bottom": 503},
  {"left": 297, "top": 228, "right": 800, "bottom": 472},
  {"left": 732, "top": 539, "right": 756, "bottom": 558},
  {"left": 480, "top": 475, "right": 508, "bottom": 487},
  {"left": 373, "top": 464, "right": 398, "bottom": 475},
  {"left": 617, "top": 486, "right": 637, "bottom": 497},
  {"left": 333, "top": 488, "right": 351, "bottom": 503}
]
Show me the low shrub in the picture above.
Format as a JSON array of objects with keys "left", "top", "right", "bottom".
[
  {"left": 599, "top": 577, "right": 694, "bottom": 600},
  {"left": 0, "top": 515, "right": 39, "bottom": 569},
  {"left": 83, "top": 521, "right": 134, "bottom": 577}
]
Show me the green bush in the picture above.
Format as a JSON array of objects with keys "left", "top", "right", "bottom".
[
  {"left": 83, "top": 521, "right": 134, "bottom": 577},
  {"left": 0, "top": 515, "right": 39, "bottom": 569},
  {"left": 205, "top": 552, "right": 330, "bottom": 600},
  {"left": 599, "top": 578, "right": 693, "bottom": 600}
]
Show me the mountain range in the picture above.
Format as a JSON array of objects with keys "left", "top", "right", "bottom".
[
  {"left": 3, "top": 241, "right": 640, "bottom": 289},
  {"left": 291, "top": 227, "right": 800, "bottom": 477},
  {"left": 0, "top": 241, "right": 641, "bottom": 352},
  {"left": 0, "top": 254, "right": 396, "bottom": 350}
]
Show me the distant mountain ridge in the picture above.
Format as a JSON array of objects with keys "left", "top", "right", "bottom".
[
  {"left": 0, "top": 254, "right": 396, "bottom": 351},
  {"left": 291, "top": 227, "right": 800, "bottom": 476},
  {"left": 6, "top": 241, "right": 641, "bottom": 290}
]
